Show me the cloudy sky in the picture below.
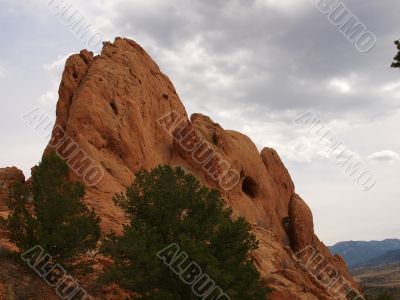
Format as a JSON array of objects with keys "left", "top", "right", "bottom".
[{"left": 0, "top": 0, "right": 399, "bottom": 245}]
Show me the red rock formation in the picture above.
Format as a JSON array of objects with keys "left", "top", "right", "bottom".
[
  {"left": 2, "top": 38, "right": 361, "bottom": 299},
  {"left": 0, "top": 167, "right": 25, "bottom": 251},
  {"left": 0, "top": 167, "right": 25, "bottom": 218}
]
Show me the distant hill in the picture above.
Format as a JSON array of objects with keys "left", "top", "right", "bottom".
[
  {"left": 329, "top": 239, "right": 400, "bottom": 268},
  {"left": 339, "top": 241, "right": 400, "bottom": 295},
  {"left": 365, "top": 249, "right": 400, "bottom": 267}
]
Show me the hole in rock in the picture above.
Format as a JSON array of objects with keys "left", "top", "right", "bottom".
[
  {"left": 72, "top": 73, "right": 78, "bottom": 79},
  {"left": 242, "top": 176, "right": 258, "bottom": 198},
  {"left": 211, "top": 132, "right": 218, "bottom": 145},
  {"left": 163, "top": 94, "right": 169, "bottom": 100},
  {"left": 110, "top": 102, "right": 118, "bottom": 115}
]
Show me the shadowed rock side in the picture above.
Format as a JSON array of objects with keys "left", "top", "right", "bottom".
[
  {"left": 1, "top": 38, "right": 361, "bottom": 299},
  {"left": 0, "top": 167, "right": 25, "bottom": 251},
  {"left": 0, "top": 167, "right": 25, "bottom": 216}
]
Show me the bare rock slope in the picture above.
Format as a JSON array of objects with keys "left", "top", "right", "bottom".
[{"left": 2, "top": 38, "right": 361, "bottom": 299}]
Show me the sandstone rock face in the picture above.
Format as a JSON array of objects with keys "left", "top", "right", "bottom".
[
  {"left": 43, "top": 39, "right": 188, "bottom": 232},
  {"left": 289, "top": 194, "right": 315, "bottom": 253},
  {"left": 3, "top": 38, "right": 360, "bottom": 299}
]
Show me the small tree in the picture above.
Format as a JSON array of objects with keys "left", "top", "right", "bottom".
[
  {"left": 101, "top": 165, "right": 269, "bottom": 300},
  {"left": 5, "top": 152, "right": 101, "bottom": 265},
  {"left": 391, "top": 40, "right": 400, "bottom": 68},
  {"left": 376, "top": 293, "right": 394, "bottom": 300}
]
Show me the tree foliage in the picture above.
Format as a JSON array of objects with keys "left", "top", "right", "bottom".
[
  {"left": 391, "top": 40, "right": 400, "bottom": 68},
  {"left": 5, "top": 152, "right": 101, "bottom": 265},
  {"left": 101, "top": 165, "right": 269, "bottom": 300},
  {"left": 375, "top": 293, "right": 394, "bottom": 300}
]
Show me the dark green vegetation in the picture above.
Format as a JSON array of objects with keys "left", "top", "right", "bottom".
[
  {"left": 101, "top": 165, "right": 269, "bottom": 300},
  {"left": 364, "top": 286, "right": 400, "bottom": 300},
  {"left": 391, "top": 40, "right": 400, "bottom": 68},
  {"left": 2, "top": 153, "right": 101, "bottom": 266}
]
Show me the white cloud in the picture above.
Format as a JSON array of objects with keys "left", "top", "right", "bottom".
[
  {"left": 368, "top": 150, "right": 400, "bottom": 162},
  {"left": 43, "top": 54, "right": 71, "bottom": 75},
  {"left": 329, "top": 78, "right": 352, "bottom": 94},
  {"left": 38, "top": 89, "right": 58, "bottom": 108},
  {"left": 380, "top": 81, "right": 400, "bottom": 92},
  {"left": 255, "top": 0, "right": 309, "bottom": 13},
  {"left": 39, "top": 55, "right": 71, "bottom": 107}
]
